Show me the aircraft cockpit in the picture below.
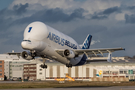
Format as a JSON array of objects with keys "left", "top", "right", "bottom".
[{"left": 23, "top": 40, "right": 31, "bottom": 42}]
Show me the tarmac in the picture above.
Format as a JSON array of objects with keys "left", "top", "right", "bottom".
[
  {"left": 0, "top": 81, "right": 135, "bottom": 90},
  {"left": 2, "top": 86, "right": 135, "bottom": 90}
]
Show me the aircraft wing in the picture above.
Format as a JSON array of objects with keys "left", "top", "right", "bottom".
[{"left": 56, "top": 47, "right": 125, "bottom": 57}]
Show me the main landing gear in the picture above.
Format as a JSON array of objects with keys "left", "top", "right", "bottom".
[
  {"left": 66, "top": 64, "right": 72, "bottom": 68},
  {"left": 40, "top": 64, "right": 47, "bottom": 68},
  {"left": 40, "top": 58, "right": 47, "bottom": 69}
]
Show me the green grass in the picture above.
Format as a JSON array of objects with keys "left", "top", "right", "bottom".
[{"left": 0, "top": 81, "right": 134, "bottom": 89}]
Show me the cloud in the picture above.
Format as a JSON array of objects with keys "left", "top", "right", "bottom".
[
  {"left": 91, "top": 40, "right": 100, "bottom": 45},
  {"left": 91, "top": 14, "right": 108, "bottom": 20},
  {"left": 127, "top": 6, "right": 135, "bottom": 10},
  {"left": 0, "top": 3, "right": 29, "bottom": 21},
  {"left": 13, "top": 3, "right": 29, "bottom": 15},
  {"left": 115, "top": 13, "right": 125, "bottom": 21},
  {"left": 68, "top": 8, "right": 85, "bottom": 20},
  {"left": 103, "top": 6, "right": 120, "bottom": 15},
  {"left": 125, "top": 14, "right": 135, "bottom": 23},
  {"left": 69, "top": 25, "right": 107, "bottom": 44},
  {"left": 10, "top": 0, "right": 122, "bottom": 15},
  {"left": 10, "top": 0, "right": 82, "bottom": 11},
  {"left": 14, "top": 8, "right": 85, "bottom": 24},
  {"left": 91, "top": 6, "right": 121, "bottom": 20},
  {"left": 82, "top": 0, "right": 121, "bottom": 15}
]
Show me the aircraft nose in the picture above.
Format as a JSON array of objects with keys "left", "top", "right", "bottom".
[{"left": 21, "top": 41, "right": 27, "bottom": 49}]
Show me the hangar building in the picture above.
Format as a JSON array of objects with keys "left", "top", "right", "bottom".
[{"left": 23, "top": 62, "right": 135, "bottom": 81}]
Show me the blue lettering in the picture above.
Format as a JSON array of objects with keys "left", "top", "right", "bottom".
[
  {"left": 55, "top": 36, "right": 59, "bottom": 43},
  {"left": 52, "top": 33, "right": 55, "bottom": 41},
  {"left": 65, "top": 40, "right": 68, "bottom": 45},
  {"left": 58, "top": 36, "right": 61, "bottom": 45},
  {"left": 68, "top": 41, "right": 70, "bottom": 47},
  {"left": 66, "top": 41, "right": 69, "bottom": 46},
  {"left": 47, "top": 32, "right": 77, "bottom": 49},
  {"left": 73, "top": 45, "right": 77, "bottom": 49},
  {"left": 70, "top": 43, "right": 73, "bottom": 48},
  {"left": 47, "top": 32, "right": 52, "bottom": 40},
  {"left": 61, "top": 39, "right": 65, "bottom": 46}
]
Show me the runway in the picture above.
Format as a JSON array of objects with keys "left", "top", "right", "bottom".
[{"left": 3, "top": 86, "right": 135, "bottom": 90}]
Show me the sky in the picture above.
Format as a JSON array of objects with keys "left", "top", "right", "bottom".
[{"left": 0, "top": 0, "right": 135, "bottom": 57}]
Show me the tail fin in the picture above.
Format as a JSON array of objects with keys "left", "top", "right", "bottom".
[
  {"left": 82, "top": 34, "right": 92, "bottom": 49},
  {"left": 107, "top": 53, "right": 112, "bottom": 63}
]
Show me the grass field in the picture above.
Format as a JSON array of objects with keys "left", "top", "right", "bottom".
[{"left": 0, "top": 81, "right": 134, "bottom": 89}]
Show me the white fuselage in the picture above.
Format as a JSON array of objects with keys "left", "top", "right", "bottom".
[{"left": 21, "top": 21, "right": 87, "bottom": 66}]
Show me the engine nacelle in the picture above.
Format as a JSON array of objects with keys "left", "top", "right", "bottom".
[
  {"left": 21, "top": 51, "right": 33, "bottom": 60},
  {"left": 63, "top": 49, "right": 75, "bottom": 59}
]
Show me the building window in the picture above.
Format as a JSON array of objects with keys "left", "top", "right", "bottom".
[
  {"left": 40, "top": 69, "right": 42, "bottom": 71},
  {"left": 112, "top": 71, "right": 118, "bottom": 75},
  {"left": 0, "top": 69, "right": 2, "bottom": 72},
  {"left": 39, "top": 73, "right": 42, "bottom": 75},
  {"left": 124, "top": 71, "right": 127, "bottom": 74},
  {"left": 0, "top": 73, "right": 2, "bottom": 76},
  {"left": 0, "top": 65, "right": 2, "bottom": 68},
  {"left": 0, "top": 61, "right": 2, "bottom": 63},
  {"left": 103, "top": 71, "right": 110, "bottom": 74},
  {"left": 120, "top": 71, "right": 123, "bottom": 74}
]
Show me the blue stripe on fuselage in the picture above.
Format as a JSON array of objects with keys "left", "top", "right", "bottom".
[{"left": 75, "top": 54, "right": 87, "bottom": 66}]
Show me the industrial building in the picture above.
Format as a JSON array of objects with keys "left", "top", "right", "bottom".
[
  {"left": 0, "top": 54, "right": 31, "bottom": 80},
  {"left": 23, "top": 62, "right": 135, "bottom": 81},
  {"left": 5, "top": 60, "right": 31, "bottom": 80},
  {"left": 0, "top": 60, "right": 4, "bottom": 80},
  {"left": 23, "top": 63, "right": 45, "bottom": 80}
]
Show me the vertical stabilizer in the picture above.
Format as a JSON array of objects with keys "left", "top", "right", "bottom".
[
  {"left": 107, "top": 53, "right": 112, "bottom": 63},
  {"left": 82, "top": 34, "right": 92, "bottom": 49}
]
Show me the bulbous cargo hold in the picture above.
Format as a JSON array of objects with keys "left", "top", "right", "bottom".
[
  {"left": 21, "top": 22, "right": 48, "bottom": 51},
  {"left": 23, "top": 21, "right": 49, "bottom": 41}
]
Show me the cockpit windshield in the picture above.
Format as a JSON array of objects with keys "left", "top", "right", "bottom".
[{"left": 23, "top": 40, "right": 31, "bottom": 42}]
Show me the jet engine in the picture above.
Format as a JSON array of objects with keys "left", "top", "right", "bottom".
[
  {"left": 63, "top": 49, "right": 75, "bottom": 59},
  {"left": 21, "top": 51, "right": 34, "bottom": 60}
]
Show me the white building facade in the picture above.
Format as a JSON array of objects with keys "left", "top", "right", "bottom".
[{"left": 23, "top": 62, "right": 135, "bottom": 81}]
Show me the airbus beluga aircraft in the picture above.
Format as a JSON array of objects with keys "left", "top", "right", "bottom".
[{"left": 8, "top": 21, "right": 125, "bottom": 68}]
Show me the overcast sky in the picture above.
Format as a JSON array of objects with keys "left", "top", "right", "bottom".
[{"left": 0, "top": 0, "right": 135, "bottom": 57}]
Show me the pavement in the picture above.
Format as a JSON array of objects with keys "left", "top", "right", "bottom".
[
  {"left": 2, "top": 86, "right": 135, "bottom": 90},
  {"left": 0, "top": 81, "right": 135, "bottom": 90}
]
